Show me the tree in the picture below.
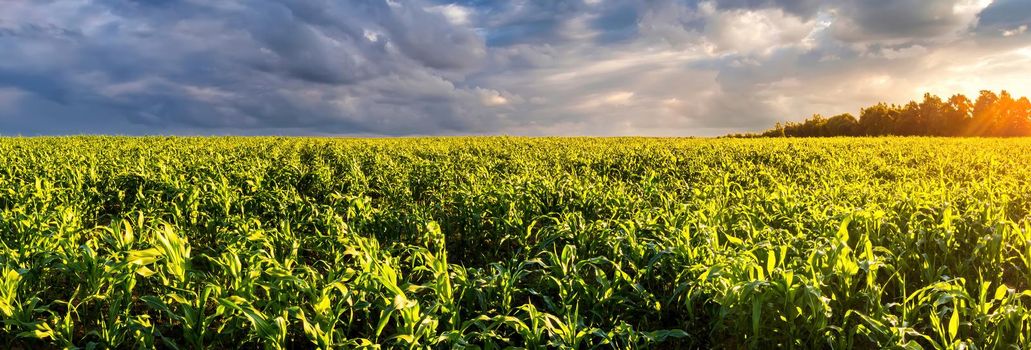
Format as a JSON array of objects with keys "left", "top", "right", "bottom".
[
  {"left": 859, "top": 103, "right": 896, "bottom": 136},
  {"left": 894, "top": 102, "right": 922, "bottom": 136},
  {"left": 944, "top": 94, "right": 972, "bottom": 136},
  {"left": 1014, "top": 97, "right": 1031, "bottom": 135},
  {"left": 970, "top": 90, "right": 1000, "bottom": 136},
  {"left": 920, "top": 93, "right": 947, "bottom": 136},
  {"left": 825, "top": 113, "right": 858, "bottom": 136},
  {"left": 754, "top": 90, "right": 1031, "bottom": 137},
  {"left": 996, "top": 91, "right": 1029, "bottom": 136}
]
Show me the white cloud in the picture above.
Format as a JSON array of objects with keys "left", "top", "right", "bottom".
[
  {"left": 704, "top": 8, "right": 817, "bottom": 55},
  {"left": 1002, "top": 25, "right": 1028, "bottom": 37},
  {"left": 478, "top": 89, "right": 510, "bottom": 106},
  {"left": 427, "top": 4, "right": 473, "bottom": 26},
  {"left": 953, "top": 0, "right": 994, "bottom": 22},
  {"left": 575, "top": 91, "right": 636, "bottom": 110}
]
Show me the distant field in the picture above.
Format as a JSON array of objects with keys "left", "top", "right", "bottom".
[{"left": 1, "top": 137, "right": 1029, "bottom": 348}]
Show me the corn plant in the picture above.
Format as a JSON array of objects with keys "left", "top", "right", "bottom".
[{"left": 0, "top": 136, "right": 1028, "bottom": 348}]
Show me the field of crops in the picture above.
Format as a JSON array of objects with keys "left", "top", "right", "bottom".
[{"left": 0, "top": 137, "right": 1029, "bottom": 349}]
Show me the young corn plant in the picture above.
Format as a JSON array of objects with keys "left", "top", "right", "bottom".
[{"left": 0, "top": 137, "right": 1030, "bottom": 348}]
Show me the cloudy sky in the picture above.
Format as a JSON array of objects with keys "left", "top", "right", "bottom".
[{"left": 1, "top": 0, "right": 1030, "bottom": 136}]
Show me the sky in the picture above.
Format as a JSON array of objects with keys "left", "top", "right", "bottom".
[{"left": 1, "top": 0, "right": 1030, "bottom": 136}]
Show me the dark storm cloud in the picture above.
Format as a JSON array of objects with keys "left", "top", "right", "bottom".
[
  {"left": 710, "top": 0, "right": 823, "bottom": 19},
  {"left": 470, "top": 1, "right": 595, "bottom": 46},
  {"left": 975, "top": 0, "right": 1031, "bottom": 35},
  {"left": 0, "top": 0, "right": 499, "bottom": 135},
  {"left": 0, "top": 70, "right": 73, "bottom": 105},
  {"left": 0, "top": 0, "right": 1028, "bottom": 136},
  {"left": 829, "top": 0, "right": 984, "bottom": 42},
  {"left": 591, "top": 2, "right": 641, "bottom": 43}
]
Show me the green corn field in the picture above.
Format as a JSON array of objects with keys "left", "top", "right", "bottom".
[{"left": 0, "top": 136, "right": 1029, "bottom": 349}]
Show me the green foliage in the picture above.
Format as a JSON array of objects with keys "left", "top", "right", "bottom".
[
  {"left": 756, "top": 90, "right": 1031, "bottom": 137},
  {"left": 0, "top": 136, "right": 1030, "bottom": 349}
]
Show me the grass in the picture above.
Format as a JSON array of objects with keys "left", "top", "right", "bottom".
[{"left": 0, "top": 136, "right": 1029, "bottom": 348}]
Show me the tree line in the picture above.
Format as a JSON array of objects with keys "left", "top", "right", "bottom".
[{"left": 738, "top": 90, "right": 1031, "bottom": 137}]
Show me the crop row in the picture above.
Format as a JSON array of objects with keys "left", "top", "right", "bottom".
[{"left": 0, "top": 137, "right": 1028, "bottom": 348}]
